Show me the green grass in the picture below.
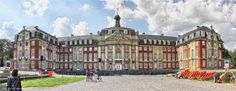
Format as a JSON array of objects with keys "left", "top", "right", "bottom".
[{"left": 22, "top": 76, "right": 85, "bottom": 88}]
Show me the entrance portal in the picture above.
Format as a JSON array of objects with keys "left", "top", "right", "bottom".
[{"left": 115, "top": 63, "right": 122, "bottom": 70}]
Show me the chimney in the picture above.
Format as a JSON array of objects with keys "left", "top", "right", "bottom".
[
  {"left": 90, "top": 33, "right": 93, "bottom": 35},
  {"left": 23, "top": 26, "right": 26, "bottom": 29},
  {"left": 34, "top": 26, "right": 39, "bottom": 29},
  {"left": 136, "top": 31, "right": 139, "bottom": 35},
  {"left": 161, "top": 34, "right": 164, "bottom": 36},
  {"left": 210, "top": 25, "right": 213, "bottom": 29},
  {"left": 142, "top": 32, "right": 145, "bottom": 35}
]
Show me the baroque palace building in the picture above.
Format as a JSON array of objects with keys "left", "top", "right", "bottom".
[{"left": 11, "top": 14, "right": 224, "bottom": 71}]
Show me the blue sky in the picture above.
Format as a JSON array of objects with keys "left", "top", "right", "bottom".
[
  {"left": 1, "top": 0, "right": 236, "bottom": 50},
  {"left": 0, "top": 0, "right": 147, "bottom": 38}
]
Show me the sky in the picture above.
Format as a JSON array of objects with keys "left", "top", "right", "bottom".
[{"left": 0, "top": 0, "right": 236, "bottom": 51}]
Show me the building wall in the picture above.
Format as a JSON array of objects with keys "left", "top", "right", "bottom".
[{"left": 11, "top": 26, "right": 224, "bottom": 71}]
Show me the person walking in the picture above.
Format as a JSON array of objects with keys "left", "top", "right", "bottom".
[
  {"left": 86, "top": 68, "right": 91, "bottom": 82},
  {"left": 7, "top": 69, "right": 22, "bottom": 91}
]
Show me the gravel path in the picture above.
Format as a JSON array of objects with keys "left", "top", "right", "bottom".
[{"left": 2, "top": 75, "right": 236, "bottom": 91}]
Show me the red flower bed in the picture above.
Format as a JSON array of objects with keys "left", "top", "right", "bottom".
[{"left": 179, "top": 70, "right": 216, "bottom": 80}]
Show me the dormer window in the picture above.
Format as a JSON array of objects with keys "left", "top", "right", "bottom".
[
  {"left": 154, "top": 40, "right": 157, "bottom": 44},
  {"left": 108, "top": 30, "right": 112, "bottom": 34},
  {"left": 124, "top": 30, "right": 128, "bottom": 34},
  {"left": 79, "top": 40, "right": 82, "bottom": 44},
  {"left": 89, "top": 39, "right": 92, "bottom": 44},
  {"left": 149, "top": 39, "right": 152, "bottom": 44},
  {"left": 84, "top": 40, "right": 87, "bottom": 44},
  {"left": 167, "top": 41, "right": 170, "bottom": 45},
  {"left": 144, "top": 39, "right": 147, "bottom": 44},
  {"left": 163, "top": 40, "right": 166, "bottom": 45},
  {"left": 158, "top": 40, "right": 161, "bottom": 45},
  {"left": 75, "top": 40, "right": 77, "bottom": 45},
  {"left": 70, "top": 41, "right": 73, "bottom": 45}
]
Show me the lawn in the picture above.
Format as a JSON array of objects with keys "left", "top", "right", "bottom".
[{"left": 21, "top": 76, "right": 85, "bottom": 88}]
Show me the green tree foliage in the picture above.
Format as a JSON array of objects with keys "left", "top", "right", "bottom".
[
  {"left": 223, "top": 48, "right": 236, "bottom": 66},
  {"left": 0, "top": 39, "right": 12, "bottom": 67}
]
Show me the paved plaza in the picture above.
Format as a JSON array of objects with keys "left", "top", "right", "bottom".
[{"left": 10, "top": 75, "right": 234, "bottom": 91}]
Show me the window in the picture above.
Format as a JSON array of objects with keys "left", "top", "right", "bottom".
[
  {"left": 31, "top": 48, "right": 35, "bottom": 58},
  {"left": 168, "top": 53, "right": 171, "bottom": 61},
  {"left": 172, "top": 54, "right": 175, "bottom": 61},
  {"left": 89, "top": 53, "right": 92, "bottom": 61},
  {"left": 139, "top": 53, "right": 142, "bottom": 61},
  {"left": 202, "top": 60, "right": 206, "bottom": 67},
  {"left": 202, "top": 48, "right": 205, "bottom": 58},
  {"left": 144, "top": 39, "right": 147, "bottom": 44},
  {"left": 149, "top": 54, "right": 152, "bottom": 61},
  {"left": 144, "top": 53, "right": 148, "bottom": 61},
  {"left": 202, "top": 41, "right": 205, "bottom": 45},
  {"left": 163, "top": 40, "right": 166, "bottom": 45},
  {"left": 84, "top": 40, "right": 87, "bottom": 44},
  {"left": 149, "top": 39, "right": 152, "bottom": 44},
  {"left": 89, "top": 39, "right": 92, "bottom": 44},
  {"left": 89, "top": 47, "right": 92, "bottom": 51},
  {"left": 31, "top": 41, "right": 35, "bottom": 46},
  {"left": 154, "top": 40, "right": 157, "bottom": 44},
  {"left": 84, "top": 63, "right": 87, "bottom": 69},
  {"left": 144, "top": 47, "right": 147, "bottom": 51},
  {"left": 79, "top": 40, "right": 82, "bottom": 44},
  {"left": 75, "top": 40, "right": 77, "bottom": 45},
  {"left": 84, "top": 47, "right": 87, "bottom": 51},
  {"left": 108, "top": 52, "right": 112, "bottom": 60},
  {"left": 69, "top": 48, "right": 72, "bottom": 52},
  {"left": 158, "top": 40, "right": 161, "bottom": 45},
  {"left": 70, "top": 41, "right": 72, "bottom": 45},
  {"left": 196, "top": 48, "right": 198, "bottom": 57},
  {"left": 94, "top": 47, "right": 97, "bottom": 51},
  {"left": 163, "top": 63, "right": 166, "bottom": 68},
  {"left": 167, "top": 41, "right": 170, "bottom": 45},
  {"left": 94, "top": 53, "right": 97, "bottom": 61},
  {"left": 84, "top": 54, "right": 87, "bottom": 61},
  {"left": 172, "top": 63, "right": 175, "bottom": 68}
]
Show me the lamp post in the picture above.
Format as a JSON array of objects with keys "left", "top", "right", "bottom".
[{"left": 40, "top": 55, "right": 43, "bottom": 71}]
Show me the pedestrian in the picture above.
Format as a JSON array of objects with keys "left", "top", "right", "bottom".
[
  {"left": 86, "top": 68, "right": 91, "bottom": 82},
  {"left": 90, "top": 69, "right": 93, "bottom": 81},
  {"left": 7, "top": 69, "right": 22, "bottom": 91}
]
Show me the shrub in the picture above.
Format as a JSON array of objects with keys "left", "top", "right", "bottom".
[{"left": 224, "top": 72, "right": 233, "bottom": 83}]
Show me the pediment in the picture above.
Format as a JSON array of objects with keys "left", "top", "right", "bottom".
[{"left": 105, "top": 30, "right": 131, "bottom": 41}]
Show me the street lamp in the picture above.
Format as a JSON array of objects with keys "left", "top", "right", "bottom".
[{"left": 40, "top": 55, "right": 43, "bottom": 71}]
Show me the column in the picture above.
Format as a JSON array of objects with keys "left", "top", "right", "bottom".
[
  {"left": 113, "top": 45, "right": 115, "bottom": 70},
  {"left": 98, "top": 46, "right": 101, "bottom": 70},
  {"left": 121, "top": 45, "right": 124, "bottom": 70},
  {"left": 136, "top": 46, "right": 139, "bottom": 70},
  {"left": 105, "top": 46, "right": 108, "bottom": 70},
  {"left": 129, "top": 45, "right": 132, "bottom": 70}
]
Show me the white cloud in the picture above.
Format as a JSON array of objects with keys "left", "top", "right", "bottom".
[
  {"left": 22, "top": 0, "right": 49, "bottom": 16},
  {"left": 0, "top": 21, "right": 18, "bottom": 40},
  {"left": 73, "top": 21, "right": 88, "bottom": 35},
  {"left": 52, "top": 17, "right": 88, "bottom": 37},
  {"left": 80, "top": 4, "right": 90, "bottom": 11},
  {"left": 102, "top": 0, "right": 236, "bottom": 50},
  {"left": 106, "top": 16, "right": 115, "bottom": 27}
]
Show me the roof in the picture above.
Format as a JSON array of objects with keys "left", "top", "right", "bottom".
[{"left": 138, "top": 35, "right": 177, "bottom": 41}]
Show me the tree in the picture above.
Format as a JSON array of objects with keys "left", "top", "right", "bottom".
[
  {"left": 0, "top": 39, "right": 12, "bottom": 67},
  {"left": 229, "top": 49, "right": 236, "bottom": 66}
]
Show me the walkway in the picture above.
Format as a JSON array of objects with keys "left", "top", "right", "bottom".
[{"left": 22, "top": 75, "right": 236, "bottom": 91}]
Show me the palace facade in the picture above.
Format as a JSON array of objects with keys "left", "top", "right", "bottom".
[{"left": 11, "top": 14, "right": 224, "bottom": 71}]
